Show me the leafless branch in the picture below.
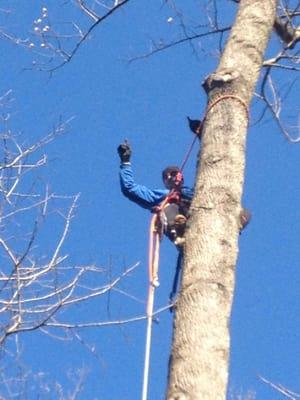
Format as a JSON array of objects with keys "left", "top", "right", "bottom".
[
  {"left": 0, "top": 98, "right": 146, "bottom": 390},
  {"left": 274, "top": 16, "right": 300, "bottom": 48},
  {"left": 258, "top": 66, "right": 300, "bottom": 142},
  {"left": 259, "top": 376, "right": 300, "bottom": 399},
  {"left": 0, "top": 117, "right": 73, "bottom": 171},
  {"left": 35, "top": 303, "right": 172, "bottom": 330},
  {"left": 31, "top": 1, "right": 131, "bottom": 71},
  {"left": 128, "top": 26, "right": 231, "bottom": 63},
  {"left": 60, "top": 0, "right": 130, "bottom": 68},
  {"left": 264, "top": 3, "right": 300, "bottom": 72}
]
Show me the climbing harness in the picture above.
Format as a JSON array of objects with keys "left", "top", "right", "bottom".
[{"left": 141, "top": 94, "right": 249, "bottom": 400}]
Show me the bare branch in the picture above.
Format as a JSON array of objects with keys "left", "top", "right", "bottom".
[
  {"left": 77, "top": 1, "right": 99, "bottom": 22},
  {"left": 259, "top": 66, "right": 300, "bottom": 142},
  {"left": 50, "top": 0, "right": 131, "bottom": 71},
  {"left": 260, "top": 376, "right": 300, "bottom": 399},
  {"left": 274, "top": 16, "right": 300, "bottom": 48},
  {"left": 0, "top": 117, "right": 73, "bottom": 171},
  {"left": 33, "top": 303, "right": 172, "bottom": 330},
  {"left": 128, "top": 26, "right": 231, "bottom": 63}
]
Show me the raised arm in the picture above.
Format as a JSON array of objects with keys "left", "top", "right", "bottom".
[{"left": 118, "top": 143, "right": 168, "bottom": 210}]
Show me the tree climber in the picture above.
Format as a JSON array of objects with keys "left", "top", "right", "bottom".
[
  {"left": 117, "top": 141, "right": 193, "bottom": 247},
  {"left": 117, "top": 122, "right": 250, "bottom": 301},
  {"left": 117, "top": 120, "right": 251, "bottom": 246}
]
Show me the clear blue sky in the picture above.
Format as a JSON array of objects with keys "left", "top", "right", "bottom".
[{"left": 1, "top": 1, "right": 300, "bottom": 399}]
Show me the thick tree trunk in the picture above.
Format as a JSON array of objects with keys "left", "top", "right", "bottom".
[{"left": 167, "top": 1, "right": 277, "bottom": 399}]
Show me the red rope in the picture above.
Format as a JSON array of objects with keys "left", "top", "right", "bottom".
[
  {"left": 180, "top": 94, "right": 249, "bottom": 173},
  {"left": 179, "top": 134, "right": 198, "bottom": 173}
]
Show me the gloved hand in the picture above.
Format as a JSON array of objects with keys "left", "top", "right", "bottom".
[
  {"left": 117, "top": 142, "right": 132, "bottom": 163},
  {"left": 187, "top": 116, "right": 202, "bottom": 138}
]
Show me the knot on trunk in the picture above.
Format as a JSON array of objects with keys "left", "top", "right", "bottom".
[
  {"left": 202, "top": 69, "right": 250, "bottom": 104},
  {"left": 203, "top": 68, "right": 240, "bottom": 93}
]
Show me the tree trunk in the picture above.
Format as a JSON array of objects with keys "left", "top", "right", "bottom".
[{"left": 167, "top": 1, "right": 277, "bottom": 399}]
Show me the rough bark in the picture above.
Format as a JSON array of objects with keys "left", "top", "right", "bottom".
[{"left": 167, "top": 1, "right": 277, "bottom": 399}]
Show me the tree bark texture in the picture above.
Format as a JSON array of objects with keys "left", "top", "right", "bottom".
[{"left": 167, "top": 1, "right": 277, "bottom": 399}]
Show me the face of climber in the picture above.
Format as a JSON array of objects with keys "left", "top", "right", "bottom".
[{"left": 162, "top": 167, "right": 183, "bottom": 190}]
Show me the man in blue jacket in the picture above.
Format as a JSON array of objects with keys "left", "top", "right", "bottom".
[
  {"left": 118, "top": 140, "right": 250, "bottom": 300},
  {"left": 117, "top": 141, "right": 250, "bottom": 244},
  {"left": 118, "top": 142, "right": 194, "bottom": 245}
]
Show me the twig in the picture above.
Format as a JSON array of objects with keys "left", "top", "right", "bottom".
[
  {"left": 128, "top": 26, "right": 231, "bottom": 63},
  {"left": 259, "top": 375, "right": 300, "bottom": 399}
]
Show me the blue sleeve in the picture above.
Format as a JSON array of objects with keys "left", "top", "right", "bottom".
[
  {"left": 119, "top": 163, "right": 169, "bottom": 210},
  {"left": 181, "top": 186, "right": 194, "bottom": 201}
]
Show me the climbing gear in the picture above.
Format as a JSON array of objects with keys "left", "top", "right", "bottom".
[
  {"left": 173, "top": 214, "right": 187, "bottom": 245},
  {"left": 161, "top": 205, "right": 187, "bottom": 243},
  {"left": 187, "top": 116, "right": 202, "bottom": 136},
  {"left": 117, "top": 141, "right": 132, "bottom": 163}
]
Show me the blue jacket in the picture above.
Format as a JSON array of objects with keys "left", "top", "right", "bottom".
[{"left": 119, "top": 163, "right": 194, "bottom": 210}]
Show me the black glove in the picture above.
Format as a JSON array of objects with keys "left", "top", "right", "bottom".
[
  {"left": 117, "top": 142, "right": 132, "bottom": 163},
  {"left": 187, "top": 116, "right": 202, "bottom": 137}
]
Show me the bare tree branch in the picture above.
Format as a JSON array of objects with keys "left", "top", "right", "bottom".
[
  {"left": 259, "top": 67, "right": 300, "bottom": 142},
  {"left": 260, "top": 376, "right": 300, "bottom": 400},
  {"left": 128, "top": 26, "right": 231, "bottom": 63},
  {"left": 274, "top": 15, "right": 300, "bottom": 48}
]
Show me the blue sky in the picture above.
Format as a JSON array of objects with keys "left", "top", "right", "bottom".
[{"left": 1, "top": 1, "right": 300, "bottom": 399}]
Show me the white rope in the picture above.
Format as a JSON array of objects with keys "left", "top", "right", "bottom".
[
  {"left": 142, "top": 218, "right": 160, "bottom": 400},
  {"left": 142, "top": 284, "right": 156, "bottom": 400}
]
